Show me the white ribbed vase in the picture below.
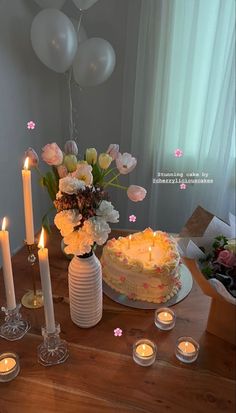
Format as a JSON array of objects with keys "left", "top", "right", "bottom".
[{"left": 68, "top": 253, "right": 103, "bottom": 328}]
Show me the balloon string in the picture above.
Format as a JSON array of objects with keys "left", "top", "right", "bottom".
[
  {"left": 68, "top": 11, "right": 84, "bottom": 141},
  {"left": 68, "top": 68, "right": 73, "bottom": 140},
  {"left": 77, "top": 11, "right": 83, "bottom": 33}
]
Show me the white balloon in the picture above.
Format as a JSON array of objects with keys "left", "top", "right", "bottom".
[
  {"left": 31, "top": 9, "right": 77, "bottom": 73},
  {"left": 34, "top": 0, "right": 66, "bottom": 9},
  {"left": 72, "top": 0, "right": 98, "bottom": 11},
  {"left": 70, "top": 19, "right": 88, "bottom": 44},
  {"left": 73, "top": 38, "right": 116, "bottom": 87}
]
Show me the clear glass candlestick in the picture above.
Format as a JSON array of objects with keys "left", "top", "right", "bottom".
[
  {"left": 21, "top": 243, "right": 43, "bottom": 309},
  {"left": 37, "top": 323, "right": 69, "bottom": 367},
  {"left": 0, "top": 304, "right": 30, "bottom": 341}
]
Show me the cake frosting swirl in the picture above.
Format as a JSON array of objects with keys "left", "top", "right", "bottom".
[{"left": 101, "top": 228, "right": 181, "bottom": 303}]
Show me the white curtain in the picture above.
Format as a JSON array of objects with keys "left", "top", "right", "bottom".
[{"left": 123, "top": 0, "right": 235, "bottom": 232}]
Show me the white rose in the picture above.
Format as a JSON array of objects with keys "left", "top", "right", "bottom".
[
  {"left": 72, "top": 163, "right": 93, "bottom": 186},
  {"left": 59, "top": 176, "right": 85, "bottom": 195},
  {"left": 54, "top": 210, "right": 82, "bottom": 237},
  {"left": 96, "top": 200, "right": 119, "bottom": 223}
]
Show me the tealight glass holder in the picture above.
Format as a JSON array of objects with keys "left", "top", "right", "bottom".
[
  {"left": 21, "top": 243, "right": 43, "bottom": 309},
  {"left": 175, "top": 336, "right": 200, "bottom": 364},
  {"left": 133, "top": 339, "right": 157, "bottom": 367},
  {"left": 37, "top": 323, "right": 69, "bottom": 367},
  {"left": 0, "top": 303, "right": 30, "bottom": 341},
  {"left": 154, "top": 307, "right": 176, "bottom": 331},
  {"left": 0, "top": 352, "right": 20, "bottom": 382}
]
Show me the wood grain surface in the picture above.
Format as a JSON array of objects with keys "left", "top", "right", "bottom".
[{"left": 0, "top": 227, "right": 235, "bottom": 413}]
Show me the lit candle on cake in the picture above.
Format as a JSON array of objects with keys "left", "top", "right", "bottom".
[
  {"left": 155, "top": 308, "right": 176, "bottom": 330},
  {"left": 148, "top": 246, "right": 152, "bottom": 261},
  {"left": 22, "top": 157, "right": 35, "bottom": 245},
  {"left": 38, "top": 228, "right": 56, "bottom": 334},
  {"left": 128, "top": 234, "right": 132, "bottom": 249},
  {"left": 152, "top": 231, "right": 157, "bottom": 246},
  {"left": 0, "top": 217, "right": 16, "bottom": 310},
  {"left": 133, "top": 339, "right": 157, "bottom": 366},
  {"left": 175, "top": 337, "right": 199, "bottom": 363}
]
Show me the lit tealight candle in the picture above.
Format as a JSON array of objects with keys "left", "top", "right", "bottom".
[
  {"left": 152, "top": 231, "right": 157, "bottom": 246},
  {"left": 148, "top": 246, "right": 152, "bottom": 261},
  {"left": 0, "top": 357, "right": 16, "bottom": 373},
  {"left": 155, "top": 308, "right": 176, "bottom": 331},
  {"left": 128, "top": 234, "right": 132, "bottom": 249},
  {"left": 133, "top": 339, "right": 157, "bottom": 366},
  {"left": 175, "top": 337, "right": 199, "bottom": 363},
  {"left": 0, "top": 352, "right": 20, "bottom": 382}
]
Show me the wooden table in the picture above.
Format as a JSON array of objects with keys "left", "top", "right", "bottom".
[{"left": 0, "top": 228, "right": 235, "bottom": 413}]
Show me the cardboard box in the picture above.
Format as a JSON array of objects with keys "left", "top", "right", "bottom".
[{"left": 183, "top": 257, "right": 236, "bottom": 345}]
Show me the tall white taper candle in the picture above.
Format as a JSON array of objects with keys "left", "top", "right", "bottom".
[
  {"left": 0, "top": 218, "right": 16, "bottom": 310},
  {"left": 38, "top": 228, "right": 56, "bottom": 333},
  {"left": 22, "top": 157, "right": 35, "bottom": 245}
]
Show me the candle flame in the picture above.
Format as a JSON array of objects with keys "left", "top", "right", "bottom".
[
  {"left": 149, "top": 246, "right": 152, "bottom": 252},
  {"left": 38, "top": 228, "right": 45, "bottom": 249},
  {"left": 129, "top": 235, "right": 132, "bottom": 241},
  {"left": 24, "top": 157, "right": 29, "bottom": 170},
  {"left": 153, "top": 231, "right": 157, "bottom": 237},
  {"left": 1, "top": 217, "right": 7, "bottom": 231}
]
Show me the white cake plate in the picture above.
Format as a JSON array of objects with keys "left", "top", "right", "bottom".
[{"left": 102, "top": 263, "right": 193, "bottom": 309}]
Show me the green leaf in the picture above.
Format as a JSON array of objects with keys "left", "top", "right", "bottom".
[
  {"left": 42, "top": 213, "right": 51, "bottom": 234},
  {"left": 44, "top": 171, "right": 58, "bottom": 201},
  {"left": 92, "top": 163, "right": 103, "bottom": 185}
]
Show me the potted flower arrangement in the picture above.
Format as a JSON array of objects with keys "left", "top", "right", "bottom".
[{"left": 26, "top": 140, "right": 146, "bottom": 327}]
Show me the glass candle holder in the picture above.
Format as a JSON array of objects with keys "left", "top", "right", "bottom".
[
  {"left": 37, "top": 323, "right": 69, "bottom": 367},
  {"left": 154, "top": 307, "right": 176, "bottom": 331},
  {"left": 133, "top": 339, "right": 157, "bottom": 367},
  {"left": 175, "top": 336, "right": 200, "bottom": 363},
  {"left": 0, "top": 352, "right": 20, "bottom": 382},
  {"left": 0, "top": 303, "right": 30, "bottom": 341}
]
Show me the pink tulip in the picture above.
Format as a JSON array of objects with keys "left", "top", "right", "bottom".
[
  {"left": 116, "top": 152, "right": 137, "bottom": 175},
  {"left": 127, "top": 185, "right": 147, "bottom": 202},
  {"left": 25, "top": 147, "right": 39, "bottom": 167},
  {"left": 106, "top": 144, "right": 119, "bottom": 160},
  {"left": 42, "top": 143, "right": 63, "bottom": 166},
  {"left": 57, "top": 164, "right": 68, "bottom": 178}
]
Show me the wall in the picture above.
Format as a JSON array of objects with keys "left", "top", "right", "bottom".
[
  {"left": 0, "top": 0, "right": 65, "bottom": 263},
  {"left": 63, "top": 0, "right": 141, "bottom": 228}
]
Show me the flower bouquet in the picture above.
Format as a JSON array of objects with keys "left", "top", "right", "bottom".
[
  {"left": 26, "top": 141, "right": 146, "bottom": 256},
  {"left": 179, "top": 208, "right": 236, "bottom": 344},
  {"left": 199, "top": 236, "right": 236, "bottom": 299}
]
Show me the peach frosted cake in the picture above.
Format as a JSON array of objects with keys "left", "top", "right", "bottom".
[{"left": 101, "top": 228, "right": 181, "bottom": 303}]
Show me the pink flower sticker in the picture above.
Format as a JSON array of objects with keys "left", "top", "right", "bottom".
[
  {"left": 129, "top": 214, "right": 136, "bottom": 223},
  {"left": 27, "top": 121, "right": 35, "bottom": 130},
  {"left": 180, "top": 183, "right": 187, "bottom": 190},
  {"left": 114, "top": 328, "right": 123, "bottom": 337},
  {"left": 174, "top": 148, "right": 183, "bottom": 157}
]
